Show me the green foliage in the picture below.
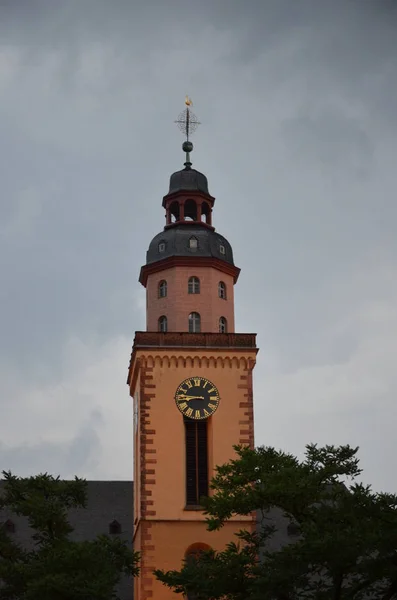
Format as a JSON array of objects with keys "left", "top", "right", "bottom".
[
  {"left": 0, "top": 471, "right": 139, "bottom": 600},
  {"left": 155, "top": 444, "right": 397, "bottom": 600}
]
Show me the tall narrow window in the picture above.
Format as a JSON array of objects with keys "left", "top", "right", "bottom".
[
  {"left": 188, "top": 312, "right": 201, "bottom": 333},
  {"left": 158, "top": 280, "right": 167, "bottom": 298},
  {"left": 219, "top": 317, "right": 227, "bottom": 333},
  {"left": 185, "top": 416, "right": 208, "bottom": 506},
  {"left": 188, "top": 276, "right": 200, "bottom": 294},
  {"left": 218, "top": 281, "right": 227, "bottom": 299},
  {"left": 158, "top": 315, "right": 167, "bottom": 332}
]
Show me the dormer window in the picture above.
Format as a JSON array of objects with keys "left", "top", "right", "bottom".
[
  {"left": 287, "top": 522, "right": 301, "bottom": 537},
  {"left": 219, "top": 244, "right": 225, "bottom": 255},
  {"left": 109, "top": 519, "right": 122, "bottom": 535},
  {"left": 189, "top": 236, "right": 198, "bottom": 250},
  {"left": 158, "top": 241, "right": 166, "bottom": 253},
  {"left": 3, "top": 519, "right": 15, "bottom": 534}
]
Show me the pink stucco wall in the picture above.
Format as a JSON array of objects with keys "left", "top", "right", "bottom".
[{"left": 146, "top": 266, "right": 235, "bottom": 333}]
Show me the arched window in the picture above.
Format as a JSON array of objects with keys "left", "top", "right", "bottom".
[
  {"left": 158, "top": 315, "right": 168, "bottom": 332},
  {"left": 188, "top": 276, "right": 200, "bottom": 294},
  {"left": 188, "top": 312, "right": 201, "bottom": 333},
  {"left": 158, "top": 280, "right": 167, "bottom": 298},
  {"left": 218, "top": 281, "right": 227, "bottom": 299},
  {"left": 189, "top": 236, "right": 198, "bottom": 250},
  {"left": 219, "top": 317, "right": 227, "bottom": 333},
  {"left": 185, "top": 543, "right": 211, "bottom": 561}
]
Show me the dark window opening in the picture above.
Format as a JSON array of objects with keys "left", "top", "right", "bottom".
[
  {"left": 188, "top": 312, "right": 201, "bottom": 333},
  {"left": 287, "top": 522, "right": 301, "bottom": 537},
  {"left": 158, "top": 315, "right": 168, "bottom": 332},
  {"left": 2, "top": 519, "right": 15, "bottom": 534},
  {"left": 158, "top": 280, "right": 167, "bottom": 298},
  {"left": 169, "top": 201, "right": 180, "bottom": 223},
  {"left": 218, "top": 281, "right": 227, "bottom": 299},
  {"left": 185, "top": 417, "right": 208, "bottom": 506},
  {"left": 188, "top": 276, "right": 200, "bottom": 294},
  {"left": 109, "top": 520, "right": 122, "bottom": 535},
  {"left": 158, "top": 241, "right": 166, "bottom": 253},
  {"left": 201, "top": 201, "right": 210, "bottom": 223},
  {"left": 219, "top": 244, "right": 225, "bottom": 255},
  {"left": 184, "top": 199, "right": 197, "bottom": 221},
  {"left": 219, "top": 317, "right": 227, "bottom": 333}
]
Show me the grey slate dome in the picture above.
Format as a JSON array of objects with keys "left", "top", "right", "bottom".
[
  {"left": 168, "top": 167, "right": 210, "bottom": 196},
  {"left": 146, "top": 225, "right": 234, "bottom": 266}
]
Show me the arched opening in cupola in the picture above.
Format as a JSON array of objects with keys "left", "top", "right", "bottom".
[
  {"left": 201, "top": 201, "right": 211, "bottom": 224},
  {"left": 169, "top": 201, "right": 180, "bottom": 223},
  {"left": 184, "top": 199, "right": 197, "bottom": 221}
]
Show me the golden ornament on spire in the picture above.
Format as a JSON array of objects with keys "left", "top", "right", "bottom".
[{"left": 185, "top": 95, "right": 193, "bottom": 107}]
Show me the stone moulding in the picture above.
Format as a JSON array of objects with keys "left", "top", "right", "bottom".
[
  {"left": 127, "top": 332, "right": 258, "bottom": 388},
  {"left": 139, "top": 256, "right": 241, "bottom": 286}
]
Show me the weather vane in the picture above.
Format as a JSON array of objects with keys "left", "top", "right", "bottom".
[{"left": 174, "top": 96, "right": 201, "bottom": 168}]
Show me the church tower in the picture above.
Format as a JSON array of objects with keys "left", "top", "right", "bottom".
[{"left": 127, "top": 100, "right": 258, "bottom": 600}]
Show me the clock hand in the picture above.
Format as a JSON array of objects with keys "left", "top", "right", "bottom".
[{"left": 177, "top": 395, "right": 205, "bottom": 401}]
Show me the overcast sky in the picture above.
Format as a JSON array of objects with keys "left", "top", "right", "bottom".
[{"left": 1, "top": 0, "right": 397, "bottom": 492}]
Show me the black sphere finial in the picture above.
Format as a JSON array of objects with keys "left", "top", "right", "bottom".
[
  {"left": 175, "top": 97, "right": 200, "bottom": 169},
  {"left": 182, "top": 141, "right": 193, "bottom": 153}
]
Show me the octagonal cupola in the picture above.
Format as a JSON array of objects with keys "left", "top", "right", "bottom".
[{"left": 162, "top": 145, "right": 215, "bottom": 229}]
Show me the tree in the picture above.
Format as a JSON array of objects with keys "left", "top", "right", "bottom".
[
  {"left": 0, "top": 471, "right": 139, "bottom": 600},
  {"left": 155, "top": 444, "right": 397, "bottom": 600}
]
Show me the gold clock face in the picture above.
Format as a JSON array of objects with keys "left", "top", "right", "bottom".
[{"left": 175, "top": 376, "right": 220, "bottom": 420}]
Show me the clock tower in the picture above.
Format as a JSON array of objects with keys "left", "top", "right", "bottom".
[{"left": 127, "top": 101, "right": 258, "bottom": 600}]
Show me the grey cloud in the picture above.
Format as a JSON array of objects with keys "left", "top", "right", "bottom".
[
  {"left": 0, "top": 0, "right": 397, "bottom": 487},
  {"left": 281, "top": 109, "right": 375, "bottom": 177},
  {"left": 0, "top": 410, "right": 103, "bottom": 478}
]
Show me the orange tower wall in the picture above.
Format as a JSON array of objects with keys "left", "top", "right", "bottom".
[{"left": 128, "top": 337, "right": 257, "bottom": 600}]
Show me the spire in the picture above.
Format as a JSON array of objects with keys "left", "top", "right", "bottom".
[{"left": 174, "top": 96, "right": 201, "bottom": 169}]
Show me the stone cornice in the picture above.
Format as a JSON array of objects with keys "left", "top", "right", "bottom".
[{"left": 139, "top": 256, "right": 240, "bottom": 286}]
